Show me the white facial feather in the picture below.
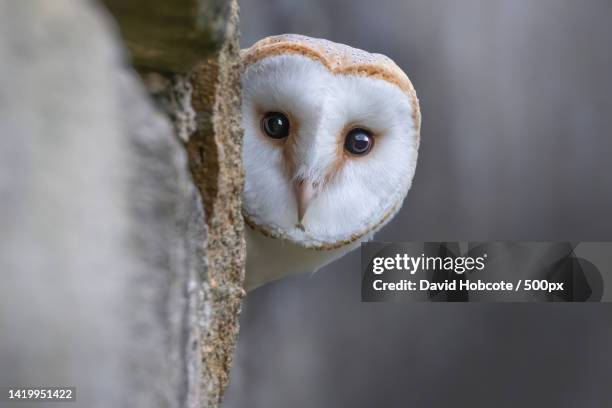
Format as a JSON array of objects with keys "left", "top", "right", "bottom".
[
  {"left": 241, "top": 34, "right": 420, "bottom": 289},
  {"left": 243, "top": 55, "right": 418, "bottom": 244}
]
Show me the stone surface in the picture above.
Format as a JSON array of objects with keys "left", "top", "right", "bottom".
[
  {"left": 0, "top": 0, "right": 243, "bottom": 407},
  {"left": 103, "top": 0, "right": 231, "bottom": 72},
  {"left": 186, "top": 1, "right": 245, "bottom": 402}
]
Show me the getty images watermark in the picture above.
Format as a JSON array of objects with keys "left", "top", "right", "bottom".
[{"left": 361, "top": 242, "right": 608, "bottom": 302}]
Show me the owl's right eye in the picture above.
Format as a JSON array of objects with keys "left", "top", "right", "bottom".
[{"left": 261, "top": 112, "right": 290, "bottom": 139}]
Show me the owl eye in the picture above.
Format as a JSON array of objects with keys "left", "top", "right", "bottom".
[
  {"left": 261, "top": 112, "right": 290, "bottom": 139},
  {"left": 344, "top": 128, "right": 374, "bottom": 156}
]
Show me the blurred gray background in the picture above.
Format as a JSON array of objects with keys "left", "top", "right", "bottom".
[{"left": 224, "top": 0, "right": 612, "bottom": 407}]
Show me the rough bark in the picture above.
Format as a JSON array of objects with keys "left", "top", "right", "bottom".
[{"left": 0, "top": 0, "right": 243, "bottom": 407}]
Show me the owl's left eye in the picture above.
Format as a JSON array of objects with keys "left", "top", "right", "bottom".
[
  {"left": 344, "top": 128, "right": 374, "bottom": 156},
  {"left": 261, "top": 112, "right": 290, "bottom": 139}
]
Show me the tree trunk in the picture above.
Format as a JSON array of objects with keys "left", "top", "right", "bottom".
[{"left": 0, "top": 1, "right": 244, "bottom": 407}]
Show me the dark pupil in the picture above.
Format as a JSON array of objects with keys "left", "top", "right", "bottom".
[
  {"left": 345, "top": 128, "right": 373, "bottom": 155},
  {"left": 262, "top": 112, "right": 289, "bottom": 139}
]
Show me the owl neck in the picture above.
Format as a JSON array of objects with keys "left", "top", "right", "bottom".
[{"left": 244, "top": 225, "right": 360, "bottom": 291}]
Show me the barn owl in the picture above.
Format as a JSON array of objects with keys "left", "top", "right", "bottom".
[{"left": 241, "top": 34, "right": 421, "bottom": 290}]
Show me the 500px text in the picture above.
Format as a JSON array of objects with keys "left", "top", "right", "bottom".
[{"left": 373, "top": 279, "right": 565, "bottom": 293}]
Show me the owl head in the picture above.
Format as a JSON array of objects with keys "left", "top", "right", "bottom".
[{"left": 241, "top": 34, "right": 421, "bottom": 249}]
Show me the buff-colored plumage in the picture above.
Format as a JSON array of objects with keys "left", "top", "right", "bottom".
[
  {"left": 241, "top": 34, "right": 421, "bottom": 290},
  {"left": 242, "top": 34, "right": 420, "bottom": 121}
]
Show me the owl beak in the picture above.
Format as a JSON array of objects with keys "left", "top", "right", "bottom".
[{"left": 294, "top": 179, "right": 317, "bottom": 225}]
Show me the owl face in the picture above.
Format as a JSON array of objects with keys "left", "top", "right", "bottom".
[{"left": 241, "top": 35, "right": 421, "bottom": 249}]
